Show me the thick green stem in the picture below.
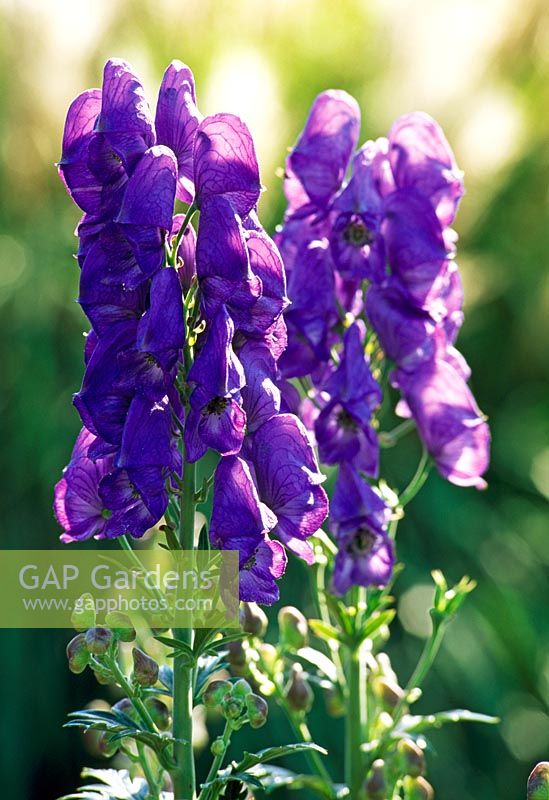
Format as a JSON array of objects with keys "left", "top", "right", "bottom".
[
  {"left": 172, "top": 458, "right": 197, "bottom": 800},
  {"left": 345, "top": 642, "right": 366, "bottom": 799}
]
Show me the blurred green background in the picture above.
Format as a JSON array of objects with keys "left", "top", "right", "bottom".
[{"left": 0, "top": 0, "right": 548, "bottom": 798}]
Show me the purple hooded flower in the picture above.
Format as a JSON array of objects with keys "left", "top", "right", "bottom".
[
  {"left": 239, "top": 340, "right": 281, "bottom": 433},
  {"left": 285, "top": 90, "right": 360, "bottom": 216},
  {"left": 314, "top": 322, "right": 382, "bottom": 476},
  {"left": 210, "top": 456, "right": 286, "bottom": 604},
  {"left": 58, "top": 90, "right": 104, "bottom": 215},
  {"left": 54, "top": 427, "right": 114, "bottom": 542},
  {"left": 194, "top": 113, "right": 261, "bottom": 216},
  {"left": 394, "top": 358, "right": 490, "bottom": 489},
  {"left": 98, "top": 465, "right": 168, "bottom": 539},
  {"left": 330, "top": 463, "right": 394, "bottom": 594},
  {"left": 249, "top": 414, "right": 328, "bottom": 564},
  {"left": 388, "top": 112, "right": 464, "bottom": 227},
  {"left": 184, "top": 306, "right": 246, "bottom": 462},
  {"left": 155, "top": 60, "right": 202, "bottom": 203}
]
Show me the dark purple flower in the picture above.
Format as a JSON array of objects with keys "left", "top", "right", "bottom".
[
  {"left": 330, "top": 463, "right": 394, "bottom": 594},
  {"left": 54, "top": 427, "right": 114, "bottom": 542},
  {"left": 184, "top": 306, "right": 246, "bottom": 462},
  {"left": 194, "top": 113, "right": 261, "bottom": 216},
  {"left": 393, "top": 358, "right": 490, "bottom": 488},
  {"left": 58, "top": 90, "right": 104, "bottom": 215},
  {"left": 250, "top": 414, "right": 328, "bottom": 564},
  {"left": 315, "top": 322, "right": 382, "bottom": 476},
  {"left": 239, "top": 340, "right": 281, "bottom": 433},
  {"left": 242, "top": 228, "right": 289, "bottom": 335},
  {"left": 388, "top": 112, "right": 464, "bottom": 227},
  {"left": 155, "top": 60, "right": 202, "bottom": 203},
  {"left": 210, "top": 456, "right": 286, "bottom": 604},
  {"left": 285, "top": 90, "right": 360, "bottom": 216},
  {"left": 98, "top": 465, "right": 168, "bottom": 539}
]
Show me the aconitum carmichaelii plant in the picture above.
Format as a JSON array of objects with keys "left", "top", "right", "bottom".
[{"left": 54, "top": 62, "right": 497, "bottom": 800}]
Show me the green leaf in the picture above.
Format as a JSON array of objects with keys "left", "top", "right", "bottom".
[
  {"left": 57, "top": 767, "right": 151, "bottom": 799},
  {"left": 297, "top": 646, "right": 338, "bottom": 683},
  {"left": 309, "top": 619, "right": 342, "bottom": 644},
  {"left": 235, "top": 742, "right": 328, "bottom": 773},
  {"left": 154, "top": 635, "right": 195, "bottom": 664},
  {"left": 398, "top": 709, "right": 500, "bottom": 734},
  {"left": 248, "top": 765, "right": 345, "bottom": 799},
  {"left": 358, "top": 610, "right": 396, "bottom": 643},
  {"left": 201, "top": 631, "right": 247, "bottom": 656}
]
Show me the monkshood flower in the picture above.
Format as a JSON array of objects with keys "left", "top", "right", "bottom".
[
  {"left": 315, "top": 322, "right": 382, "bottom": 476},
  {"left": 210, "top": 456, "right": 286, "bottom": 604},
  {"left": 330, "top": 463, "right": 394, "bottom": 594}
]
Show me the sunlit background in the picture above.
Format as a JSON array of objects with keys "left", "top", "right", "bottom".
[{"left": 0, "top": 1, "right": 548, "bottom": 798}]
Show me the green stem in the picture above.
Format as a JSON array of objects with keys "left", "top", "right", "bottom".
[
  {"left": 399, "top": 447, "right": 431, "bottom": 507},
  {"left": 198, "top": 721, "right": 232, "bottom": 800},
  {"left": 170, "top": 202, "right": 197, "bottom": 267},
  {"left": 286, "top": 712, "right": 334, "bottom": 789},
  {"left": 345, "top": 642, "right": 366, "bottom": 799},
  {"left": 172, "top": 458, "right": 197, "bottom": 800},
  {"left": 379, "top": 418, "right": 416, "bottom": 448},
  {"left": 107, "top": 654, "right": 157, "bottom": 733},
  {"left": 137, "top": 741, "right": 161, "bottom": 800}
]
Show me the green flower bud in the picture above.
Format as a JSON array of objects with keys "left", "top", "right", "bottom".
[
  {"left": 203, "top": 679, "right": 232, "bottom": 708},
  {"left": 284, "top": 664, "right": 313, "bottom": 713},
  {"left": 211, "top": 736, "right": 226, "bottom": 757},
  {"left": 145, "top": 697, "right": 171, "bottom": 731},
  {"left": 231, "top": 679, "right": 253, "bottom": 699},
  {"left": 397, "top": 739, "right": 425, "bottom": 778},
  {"left": 403, "top": 776, "right": 434, "bottom": 800},
  {"left": 84, "top": 627, "right": 113, "bottom": 655},
  {"left": 71, "top": 593, "right": 96, "bottom": 631},
  {"left": 66, "top": 633, "right": 89, "bottom": 674},
  {"left": 364, "top": 759, "right": 386, "bottom": 800},
  {"left": 97, "top": 731, "right": 119, "bottom": 758},
  {"left": 240, "top": 603, "right": 268, "bottom": 637},
  {"left": 373, "top": 676, "right": 404, "bottom": 711},
  {"left": 91, "top": 667, "right": 111, "bottom": 685},
  {"left": 246, "top": 693, "right": 268, "bottom": 728},
  {"left": 528, "top": 763, "right": 549, "bottom": 800},
  {"left": 112, "top": 698, "right": 139, "bottom": 723},
  {"left": 258, "top": 643, "right": 278, "bottom": 672},
  {"left": 223, "top": 697, "right": 244, "bottom": 721},
  {"left": 132, "top": 647, "right": 159, "bottom": 687},
  {"left": 105, "top": 611, "right": 136, "bottom": 642},
  {"left": 278, "top": 606, "right": 308, "bottom": 650}
]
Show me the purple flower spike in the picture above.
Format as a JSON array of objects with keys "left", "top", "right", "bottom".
[
  {"left": 194, "top": 113, "right": 261, "bottom": 216},
  {"left": 389, "top": 112, "right": 464, "bottom": 227},
  {"left": 210, "top": 456, "right": 285, "bottom": 605},
  {"left": 286, "top": 90, "right": 360, "bottom": 214},
  {"left": 250, "top": 414, "right": 328, "bottom": 564},
  {"left": 382, "top": 188, "right": 451, "bottom": 311},
  {"left": 156, "top": 60, "right": 202, "bottom": 203},
  {"left": 54, "top": 427, "right": 114, "bottom": 543},
  {"left": 184, "top": 306, "right": 246, "bottom": 462},
  {"left": 330, "top": 464, "right": 394, "bottom": 594},
  {"left": 95, "top": 58, "right": 155, "bottom": 171},
  {"left": 394, "top": 359, "right": 490, "bottom": 488},
  {"left": 58, "top": 89, "right": 103, "bottom": 214}
]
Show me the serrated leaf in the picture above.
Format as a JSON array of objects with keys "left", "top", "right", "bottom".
[{"left": 235, "top": 742, "right": 328, "bottom": 772}]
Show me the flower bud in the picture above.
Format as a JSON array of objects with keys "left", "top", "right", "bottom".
[
  {"left": 84, "top": 627, "right": 113, "bottom": 655},
  {"left": 258, "top": 643, "right": 278, "bottom": 672},
  {"left": 364, "top": 759, "right": 386, "bottom": 800},
  {"left": 240, "top": 603, "right": 268, "bottom": 637},
  {"left": 66, "top": 633, "right": 89, "bottom": 674},
  {"left": 246, "top": 693, "right": 268, "bottom": 728},
  {"left": 373, "top": 676, "right": 404, "bottom": 711},
  {"left": 231, "top": 679, "right": 253, "bottom": 699},
  {"left": 528, "top": 763, "right": 549, "bottom": 800},
  {"left": 112, "top": 698, "right": 139, "bottom": 723},
  {"left": 105, "top": 611, "right": 136, "bottom": 642},
  {"left": 91, "top": 667, "right": 111, "bottom": 685},
  {"left": 403, "top": 776, "right": 434, "bottom": 800},
  {"left": 227, "top": 640, "right": 247, "bottom": 670},
  {"left": 132, "top": 647, "right": 159, "bottom": 687},
  {"left": 203, "top": 679, "right": 232, "bottom": 708},
  {"left": 71, "top": 594, "right": 96, "bottom": 631},
  {"left": 145, "top": 697, "right": 171, "bottom": 731},
  {"left": 284, "top": 664, "right": 313, "bottom": 713},
  {"left": 278, "top": 607, "right": 308, "bottom": 650},
  {"left": 211, "top": 736, "right": 226, "bottom": 757},
  {"left": 223, "top": 697, "right": 244, "bottom": 721},
  {"left": 397, "top": 739, "right": 425, "bottom": 778},
  {"left": 97, "top": 731, "right": 119, "bottom": 758}
]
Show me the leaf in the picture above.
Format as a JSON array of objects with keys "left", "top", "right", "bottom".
[
  {"left": 154, "top": 635, "right": 195, "bottom": 663},
  {"left": 297, "top": 647, "right": 338, "bottom": 683},
  {"left": 158, "top": 664, "right": 174, "bottom": 694},
  {"left": 194, "top": 653, "right": 228, "bottom": 701},
  {"left": 235, "top": 743, "right": 328, "bottom": 773},
  {"left": 57, "top": 767, "right": 154, "bottom": 799},
  {"left": 358, "top": 610, "right": 396, "bottom": 643},
  {"left": 202, "top": 631, "right": 247, "bottom": 656},
  {"left": 248, "top": 765, "right": 345, "bottom": 799},
  {"left": 397, "top": 709, "right": 500, "bottom": 735},
  {"left": 309, "top": 619, "right": 342, "bottom": 644}
]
